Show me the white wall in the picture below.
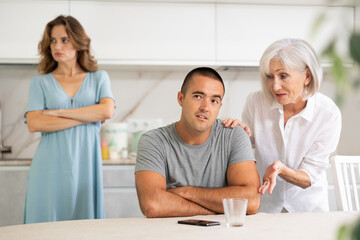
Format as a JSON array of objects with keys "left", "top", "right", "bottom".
[{"left": 0, "top": 64, "right": 359, "bottom": 158}]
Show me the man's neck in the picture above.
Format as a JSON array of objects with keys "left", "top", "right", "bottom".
[{"left": 175, "top": 121, "right": 212, "bottom": 146}]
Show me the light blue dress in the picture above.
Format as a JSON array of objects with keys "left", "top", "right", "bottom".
[{"left": 24, "top": 70, "right": 113, "bottom": 224}]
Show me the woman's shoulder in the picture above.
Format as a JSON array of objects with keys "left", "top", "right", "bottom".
[
  {"left": 89, "top": 70, "right": 109, "bottom": 78},
  {"left": 31, "top": 73, "right": 52, "bottom": 84},
  {"left": 314, "top": 93, "right": 340, "bottom": 113},
  {"left": 248, "top": 90, "right": 263, "bottom": 98},
  {"left": 246, "top": 90, "right": 269, "bottom": 107},
  {"left": 248, "top": 90, "right": 267, "bottom": 100},
  {"left": 88, "top": 70, "right": 110, "bottom": 83},
  {"left": 313, "top": 93, "right": 341, "bottom": 120},
  {"left": 32, "top": 73, "right": 51, "bottom": 79}
]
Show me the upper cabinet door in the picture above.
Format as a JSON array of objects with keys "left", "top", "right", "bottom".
[
  {"left": 216, "top": 5, "right": 354, "bottom": 66},
  {"left": 0, "top": 1, "right": 69, "bottom": 63},
  {"left": 70, "top": 2, "right": 216, "bottom": 65},
  {"left": 0, "top": 1, "right": 354, "bottom": 66}
]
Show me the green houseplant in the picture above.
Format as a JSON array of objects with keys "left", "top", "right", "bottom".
[
  {"left": 337, "top": 217, "right": 360, "bottom": 240},
  {"left": 312, "top": 2, "right": 360, "bottom": 239},
  {"left": 312, "top": 2, "right": 360, "bottom": 106}
]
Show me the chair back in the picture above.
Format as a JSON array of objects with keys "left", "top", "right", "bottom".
[{"left": 331, "top": 155, "right": 360, "bottom": 211}]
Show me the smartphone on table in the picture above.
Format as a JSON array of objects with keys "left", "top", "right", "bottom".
[{"left": 177, "top": 219, "right": 220, "bottom": 227}]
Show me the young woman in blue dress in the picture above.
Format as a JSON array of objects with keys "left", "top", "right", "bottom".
[{"left": 24, "top": 15, "right": 115, "bottom": 223}]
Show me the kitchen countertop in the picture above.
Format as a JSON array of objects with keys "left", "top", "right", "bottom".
[{"left": 0, "top": 158, "right": 136, "bottom": 166}]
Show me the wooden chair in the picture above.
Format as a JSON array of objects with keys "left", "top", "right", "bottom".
[{"left": 331, "top": 155, "right": 360, "bottom": 211}]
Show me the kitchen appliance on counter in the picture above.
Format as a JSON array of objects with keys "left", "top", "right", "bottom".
[
  {"left": 100, "top": 119, "right": 163, "bottom": 161},
  {"left": 127, "top": 118, "right": 163, "bottom": 156}
]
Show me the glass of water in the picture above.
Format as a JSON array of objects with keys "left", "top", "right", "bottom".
[{"left": 222, "top": 198, "right": 248, "bottom": 227}]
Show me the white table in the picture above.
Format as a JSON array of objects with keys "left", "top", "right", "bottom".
[{"left": 0, "top": 211, "right": 358, "bottom": 240}]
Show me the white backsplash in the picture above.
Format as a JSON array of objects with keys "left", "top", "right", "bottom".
[{"left": 0, "top": 64, "right": 359, "bottom": 159}]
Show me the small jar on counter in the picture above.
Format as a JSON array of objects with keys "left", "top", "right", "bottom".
[
  {"left": 101, "top": 138, "right": 109, "bottom": 160},
  {"left": 108, "top": 139, "right": 119, "bottom": 160}
]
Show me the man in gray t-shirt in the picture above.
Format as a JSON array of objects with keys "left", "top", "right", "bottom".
[{"left": 135, "top": 67, "right": 260, "bottom": 218}]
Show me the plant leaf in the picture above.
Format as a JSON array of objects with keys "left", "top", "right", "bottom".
[
  {"left": 351, "top": 218, "right": 360, "bottom": 240},
  {"left": 350, "top": 33, "right": 360, "bottom": 65},
  {"left": 337, "top": 225, "right": 349, "bottom": 240},
  {"left": 310, "top": 13, "right": 327, "bottom": 37},
  {"left": 321, "top": 40, "right": 335, "bottom": 58}
]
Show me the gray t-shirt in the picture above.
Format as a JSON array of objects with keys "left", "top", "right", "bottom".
[{"left": 135, "top": 119, "right": 255, "bottom": 188}]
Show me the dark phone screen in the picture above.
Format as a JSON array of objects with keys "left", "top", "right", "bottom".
[{"left": 177, "top": 219, "right": 220, "bottom": 226}]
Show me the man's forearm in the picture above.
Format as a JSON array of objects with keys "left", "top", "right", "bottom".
[
  {"left": 168, "top": 185, "right": 260, "bottom": 214},
  {"left": 138, "top": 188, "right": 215, "bottom": 218}
]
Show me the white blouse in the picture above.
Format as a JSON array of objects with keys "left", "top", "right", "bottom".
[{"left": 242, "top": 91, "right": 341, "bottom": 212}]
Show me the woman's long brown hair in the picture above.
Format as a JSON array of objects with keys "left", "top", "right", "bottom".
[{"left": 37, "top": 15, "right": 98, "bottom": 74}]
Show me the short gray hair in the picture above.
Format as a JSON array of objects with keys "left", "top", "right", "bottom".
[{"left": 259, "top": 38, "right": 322, "bottom": 102}]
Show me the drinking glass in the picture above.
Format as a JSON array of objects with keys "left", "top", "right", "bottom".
[{"left": 222, "top": 198, "right": 248, "bottom": 227}]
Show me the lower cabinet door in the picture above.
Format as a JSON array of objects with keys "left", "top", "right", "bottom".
[
  {"left": 104, "top": 188, "right": 143, "bottom": 218},
  {"left": 0, "top": 166, "right": 29, "bottom": 227}
]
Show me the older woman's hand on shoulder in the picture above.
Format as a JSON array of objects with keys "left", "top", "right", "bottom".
[{"left": 222, "top": 118, "right": 252, "bottom": 137}]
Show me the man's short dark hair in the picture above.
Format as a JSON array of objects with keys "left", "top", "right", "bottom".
[{"left": 181, "top": 67, "right": 225, "bottom": 96}]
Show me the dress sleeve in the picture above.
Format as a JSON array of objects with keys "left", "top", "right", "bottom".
[
  {"left": 299, "top": 111, "right": 342, "bottom": 184},
  {"left": 24, "top": 77, "right": 45, "bottom": 124},
  {"left": 96, "top": 71, "right": 114, "bottom": 103}
]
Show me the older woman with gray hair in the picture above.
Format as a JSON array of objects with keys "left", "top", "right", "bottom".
[{"left": 223, "top": 38, "right": 341, "bottom": 212}]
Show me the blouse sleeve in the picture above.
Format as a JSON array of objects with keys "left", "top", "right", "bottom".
[
  {"left": 242, "top": 92, "right": 255, "bottom": 147},
  {"left": 299, "top": 110, "right": 342, "bottom": 184},
  {"left": 24, "top": 77, "right": 46, "bottom": 124}
]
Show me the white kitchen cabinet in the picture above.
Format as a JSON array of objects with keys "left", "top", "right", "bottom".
[
  {"left": 70, "top": 1, "right": 216, "bottom": 66},
  {"left": 0, "top": 164, "right": 142, "bottom": 227},
  {"left": 0, "top": 166, "right": 28, "bottom": 227},
  {"left": 0, "top": 1, "right": 69, "bottom": 63},
  {"left": 102, "top": 165, "right": 143, "bottom": 218},
  {"left": 216, "top": 5, "right": 354, "bottom": 66},
  {"left": 0, "top": 1, "right": 355, "bottom": 66}
]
